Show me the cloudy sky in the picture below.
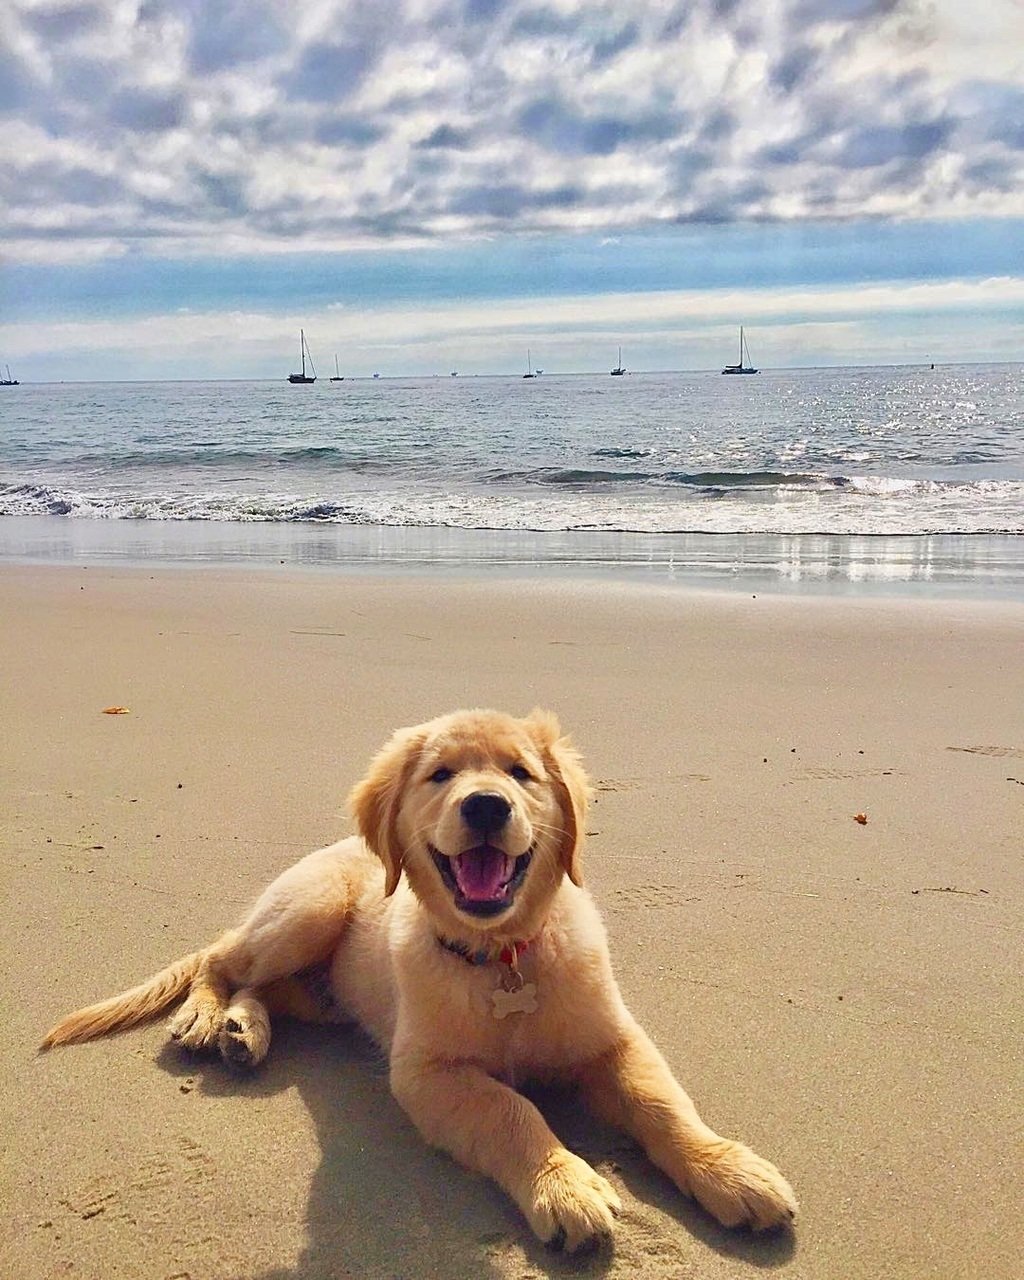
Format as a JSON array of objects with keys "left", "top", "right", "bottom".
[{"left": 1, "top": 0, "right": 1022, "bottom": 379}]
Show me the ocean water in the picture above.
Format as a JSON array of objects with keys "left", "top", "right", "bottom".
[{"left": 2, "top": 366, "right": 1023, "bottom": 593}]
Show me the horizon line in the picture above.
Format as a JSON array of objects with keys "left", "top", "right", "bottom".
[{"left": 9, "top": 359, "right": 1023, "bottom": 385}]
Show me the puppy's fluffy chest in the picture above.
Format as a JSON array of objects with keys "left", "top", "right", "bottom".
[
  {"left": 385, "top": 887, "right": 629, "bottom": 1079},
  {"left": 322, "top": 845, "right": 630, "bottom": 1081}
]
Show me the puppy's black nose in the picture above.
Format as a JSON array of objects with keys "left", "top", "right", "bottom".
[{"left": 461, "top": 791, "right": 512, "bottom": 835}]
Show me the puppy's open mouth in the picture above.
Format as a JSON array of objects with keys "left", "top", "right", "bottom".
[{"left": 430, "top": 844, "right": 533, "bottom": 917}]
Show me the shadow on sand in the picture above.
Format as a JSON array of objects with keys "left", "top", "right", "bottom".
[{"left": 157, "top": 1023, "right": 795, "bottom": 1280}]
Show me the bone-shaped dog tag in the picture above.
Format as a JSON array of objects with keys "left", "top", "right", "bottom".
[{"left": 491, "top": 981, "right": 538, "bottom": 1019}]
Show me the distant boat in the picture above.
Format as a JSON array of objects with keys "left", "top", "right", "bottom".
[
  {"left": 722, "top": 327, "right": 758, "bottom": 375},
  {"left": 329, "top": 354, "right": 345, "bottom": 382},
  {"left": 288, "top": 330, "right": 316, "bottom": 383},
  {"left": 610, "top": 346, "right": 626, "bottom": 376},
  {"left": 1, "top": 365, "right": 18, "bottom": 386},
  {"left": 450, "top": 370, "right": 458, "bottom": 377},
  {"left": 373, "top": 372, "right": 381, "bottom": 379},
  {"left": 523, "top": 349, "right": 537, "bottom": 379}
]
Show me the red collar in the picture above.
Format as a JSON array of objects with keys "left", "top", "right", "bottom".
[{"left": 437, "top": 936, "right": 531, "bottom": 967}]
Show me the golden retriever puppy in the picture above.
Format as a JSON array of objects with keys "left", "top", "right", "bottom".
[{"left": 42, "top": 708, "right": 796, "bottom": 1251}]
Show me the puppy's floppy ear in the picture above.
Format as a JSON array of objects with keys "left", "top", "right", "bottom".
[
  {"left": 526, "top": 708, "right": 590, "bottom": 887},
  {"left": 349, "top": 725, "right": 426, "bottom": 896}
]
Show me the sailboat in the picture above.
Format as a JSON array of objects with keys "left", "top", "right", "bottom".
[
  {"left": 288, "top": 330, "right": 317, "bottom": 383},
  {"left": 523, "top": 349, "right": 537, "bottom": 379},
  {"left": 722, "top": 327, "right": 758, "bottom": 375},
  {"left": 610, "top": 346, "right": 626, "bottom": 376},
  {"left": 330, "top": 354, "right": 344, "bottom": 382},
  {"left": 1, "top": 365, "right": 18, "bottom": 386}
]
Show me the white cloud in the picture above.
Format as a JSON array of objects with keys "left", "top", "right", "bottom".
[{"left": 0, "top": 0, "right": 1022, "bottom": 260}]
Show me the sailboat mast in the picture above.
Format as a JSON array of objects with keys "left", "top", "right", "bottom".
[{"left": 300, "top": 329, "right": 306, "bottom": 378}]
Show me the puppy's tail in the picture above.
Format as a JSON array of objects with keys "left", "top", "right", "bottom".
[{"left": 40, "top": 951, "right": 204, "bottom": 1050}]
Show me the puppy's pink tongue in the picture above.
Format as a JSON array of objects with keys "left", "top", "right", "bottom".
[{"left": 454, "top": 847, "right": 511, "bottom": 901}]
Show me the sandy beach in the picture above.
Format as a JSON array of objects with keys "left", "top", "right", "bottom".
[{"left": 2, "top": 562, "right": 1021, "bottom": 1279}]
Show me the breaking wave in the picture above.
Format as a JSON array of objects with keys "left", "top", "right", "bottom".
[{"left": 3, "top": 478, "right": 1022, "bottom": 535}]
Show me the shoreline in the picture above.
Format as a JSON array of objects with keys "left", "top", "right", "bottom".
[{"left": 3, "top": 514, "right": 1024, "bottom": 599}]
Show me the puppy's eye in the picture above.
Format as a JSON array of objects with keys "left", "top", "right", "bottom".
[
  {"left": 429, "top": 766, "right": 453, "bottom": 784},
  {"left": 509, "top": 763, "right": 532, "bottom": 783}
]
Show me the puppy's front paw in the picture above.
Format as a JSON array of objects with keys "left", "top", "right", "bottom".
[
  {"left": 218, "top": 998, "right": 271, "bottom": 1070},
  {"left": 526, "top": 1150, "right": 621, "bottom": 1252},
  {"left": 687, "top": 1139, "right": 797, "bottom": 1231},
  {"left": 169, "top": 993, "right": 224, "bottom": 1052}
]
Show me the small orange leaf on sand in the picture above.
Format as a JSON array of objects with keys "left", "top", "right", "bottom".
[
  {"left": 102, "top": 706, "right": 131, "bottom": 715},
  {"left": 853, "top": 812, "right": 868, "bottom": 825}
]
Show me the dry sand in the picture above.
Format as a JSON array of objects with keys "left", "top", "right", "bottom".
[{"left": 2, "top": 563, "right": 1021, "bottom": 1280}]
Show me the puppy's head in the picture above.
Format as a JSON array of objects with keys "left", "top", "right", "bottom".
[{"left": 349, "top": 708, "right": 589, "bottom": 937}]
